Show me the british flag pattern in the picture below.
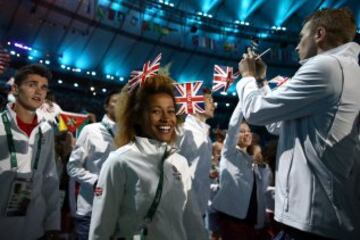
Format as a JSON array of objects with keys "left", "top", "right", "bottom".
[
  {"left": 173, "top": 81, "right": 205, "bottom": 115},
  {"left": 268, "top": 75, "right": 289, "bottom": 90},
  {"left": 212, "top": 65, "right": 239, "bottom": 93},
  {"left": 128, "top": 53, "right": 162, "bottom": 92}
]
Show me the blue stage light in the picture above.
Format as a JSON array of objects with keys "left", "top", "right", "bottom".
[
  {"left": 98, "top": 0, "right": 110, "bottom": 5},
  {"left": 111, "top": 2, "right": 121, "bottom": 11},
  {"left": 237, "top": 0, "right": 264, "bottom": 21},
  {"left": 257, "top": 32, "right": 269, "bottom": 39},
  {"left": 60, "top": 50, "right": 72, "bottom": 65},
  {"left": 275, "top": 0, "right": 304, "bottom": 26},
  {"left": 201, "top": 0, "right": 220, "bottom": 13}
]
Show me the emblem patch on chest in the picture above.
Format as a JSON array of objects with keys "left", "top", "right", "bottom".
[
  {"left": 94, "top": 187, "right": 103, "bottom": 197},
  {"left": 171, "top": 166, "right": 182, "bottom": 181}
]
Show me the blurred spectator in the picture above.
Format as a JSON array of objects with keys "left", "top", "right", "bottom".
[
  {"left": 37, "top": 90, "right": 63, "bottom": 124},
  {"left": 55, "top": 131, "right": 75, "bottom": 240},
  {"left": 211, "top": 102, "right": 272, "bottom": 240},
  {"left": 212, "top": 128, "right": 225, "bottom": 166},
  {"left": 67, "top": 90, "right": 119, "bottom": 240},
  {"left": 0, "top": 47, "right": 10, "bottom": 75},
  {"left": 178, "top": 88, "right": 216, "bottom": 217}
]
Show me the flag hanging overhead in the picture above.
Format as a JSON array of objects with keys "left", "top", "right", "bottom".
[
  {"left": 58, "top": 111, "right": 88, "bottom": 133},
  {"left": 128, "top": 53, "right": 162, "bottom": 92},
  {"left": 173, "top": 81, "right": 205, "bottom": 115},
  {"left": 212, "top": 65, "right": 239, "bottom": 93}
]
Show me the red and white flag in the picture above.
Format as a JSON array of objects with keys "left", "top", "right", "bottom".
[
  {"left": 58, "top": 111, "right": 88, "bottom": 133},
  {"left": 268, "top": 75, "right": 289, "bottom": 89},
  {"left": 173, "top": 81, "right": 205, "bottom": 115},
  {"left": 128, "top": 53, "right": 162, "bottom": 92},
  {"left": 212, "top": 65, "right": 239, "bottom": 93}
]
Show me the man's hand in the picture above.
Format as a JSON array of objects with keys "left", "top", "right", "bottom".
[
  {"left": 239, "top": 48, "right": 256, "bottom": 78},
  {"left": 239, "top": 47, "right": 267, "bottom": 80},
  {"left": 255, "top": 57, "right": 267, "bottom": 80}
]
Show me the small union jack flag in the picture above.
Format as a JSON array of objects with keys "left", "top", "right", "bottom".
[
  {"left": 173, "top": 81, "right": 205, "bottom": 115},
  {"left": 212, "top": 65, "right": 239, "bottom": 93},
  {"left": 268, "top": 75, "right": 289, "bottom": 90},
  {"left": 128, "top": 53, "right": 162, "bottom": 92}
]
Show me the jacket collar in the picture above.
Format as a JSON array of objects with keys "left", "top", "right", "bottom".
[
  {"left": 299, "top": 42, "right": 360, "bottom": 65},
  {"left": 5, "top": 103, "right": 49, "bottom": 136},
  {"left": 134, "top": 136, "right": 177, "bottom": 157},
  {"left": 6, "top": 103, "right": 46, "bottom": 124},
  {"left": 185, "top": 114, "right": 210, "bottom": 134},
  {"left": 101, "top": 114, "right": 116, "bottom": 131}
]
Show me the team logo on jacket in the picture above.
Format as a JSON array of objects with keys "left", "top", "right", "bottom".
[
  {"left": 94, "top": 187, "right": 103, "bottom": 197},
  {"left": 171, "top": 166, "right": 182, "bottom": 181}
]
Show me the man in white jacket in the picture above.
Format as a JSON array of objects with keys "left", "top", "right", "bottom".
[
  {"left": 237, "top": 8, "right": 360, "bottom": 240},
  {"left": 67, "top": 90, "right": 118, "bottom": 240},
  {"left": 0, "top": 64, "right": 60, "bottom": 240},
  {"left": 178, "top": 88, "right": 215, "bottom": 217}
]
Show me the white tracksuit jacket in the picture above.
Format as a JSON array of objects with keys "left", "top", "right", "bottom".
[
  {"left": 236, "top": 42, "right": 360, "bottom": 239},
  {"left": 89, "top": 136, "right": 208, "bottom": 240},
  {"left": 0, "top": 104, "right": 60, "bottom": 240},
  {"left": 67, "top": 114, "right": 116, "bottom": 216},
  {"left": 211, "top": 101, "right": 271, "bottom": 229},
  {"left": 178, "top": 115, "right": 212, "bottom": 216}
]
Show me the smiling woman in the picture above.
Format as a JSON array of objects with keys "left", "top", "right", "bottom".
[
  {"left": 88, "top": 74, "right": 208, "bottom": 240},
  {"left": 115, "top": 74, "right": 179, "bottom": 147}
]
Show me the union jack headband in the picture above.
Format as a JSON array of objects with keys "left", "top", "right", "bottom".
[
  {"left": 128, "top": 53, "right": 162, "bottom": 92},
  {"left": 173, "top": 81, "right": 205, "bottom": 115},
  {"left": 212, "top": 65, "right": 239, "bottom": 93}
]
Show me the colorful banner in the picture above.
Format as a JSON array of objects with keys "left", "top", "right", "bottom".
[{"left": 58, "top": 111, "right": 88, "bottom": 133}]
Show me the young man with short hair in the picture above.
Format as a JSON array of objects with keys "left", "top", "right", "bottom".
[
  {"left": 67, "top": 90, "right": 119, "bottom": 240},
  {"left": 0, "top": 64, "right": 60, "bottom": 239},
  {"left": 237, "top": 8, "right": 360, "bottom": 239}
]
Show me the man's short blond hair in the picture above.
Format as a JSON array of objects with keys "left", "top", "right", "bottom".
[{"left": 305, "top": 8, "right": 356, "bottom": 46}]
